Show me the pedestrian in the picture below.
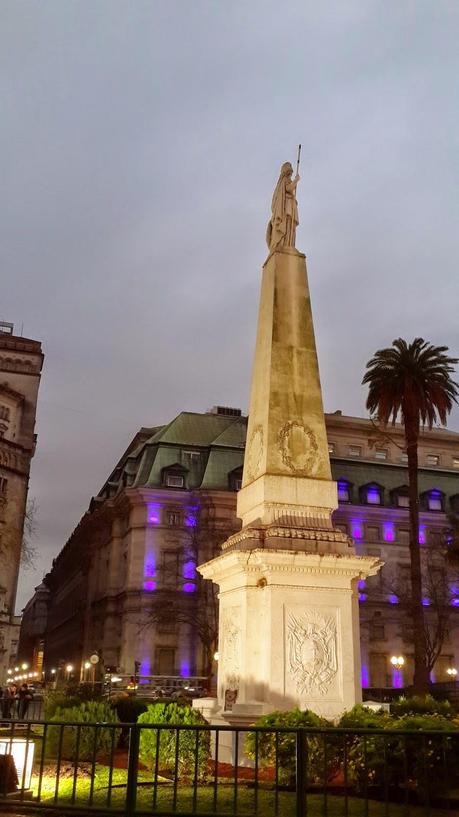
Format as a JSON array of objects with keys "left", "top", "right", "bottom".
[
  {"left": 17, "top": 682, "right": 32, "bottom": 720},
  {"left": 1, "top": 684, "right": 13, "bottom": 719}
]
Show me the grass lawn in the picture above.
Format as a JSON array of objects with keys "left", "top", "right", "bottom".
[{"left": 12, "top": 764, "right": 455, "bottom": 816}]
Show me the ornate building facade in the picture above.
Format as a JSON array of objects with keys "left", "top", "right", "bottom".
[
  {"left": 0, "top": 322, "right": 43, "bottom": 681},
  {"left": 18, "top": 405, "right": 459, "bottom": 690}
]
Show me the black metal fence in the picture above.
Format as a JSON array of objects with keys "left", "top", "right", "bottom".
[{"left": 1, "top": 718, "right": 459, "bottom": 815}]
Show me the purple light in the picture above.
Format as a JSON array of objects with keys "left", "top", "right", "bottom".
[
  {"left": 387, "top": 594, "right": 399, "bottom": 605},
  {"left": 419, "top": 526, "right": 426, "bottom": 545},
  {"left": 429, "top": 670, "right": 435, "bottom": 683},
  {"left": 367, "top": 488, "right": 381, "bottom": 505},
  {"left": 451, "top": 598, "right": 459, "bottom": 607},
  {"left": 422, "top": 597, "right": 430, "bottom": 607},
  {"left": 392, "top": 669, "right": 403, "bottom": 689},
  {"left": 358, "top": 579, "right": 366, "bottom": 590},
  {"left": 183, "top": 559, "right": 196, "bottom": 580},
  {"left": 359, "top": 593, "right": 367, "bottom": 602},
  {"left": 183, "top": 582, "right": 196, "bottom": 593},
  {"left": 185, "top": 505, "right": 199, "bottom": 527},
  {"left": 361, "top": 663, "right": 369, "bottom": 688},
  {"left": 351, "top": 521, "right": 363, "bottom": 539},
  {"left": 180, "top": 660, "right": 190, "bottom": 678},
  {"left": 144, "top": 580, "right": 157, "bottom": 591},
  {"left": 147, "top": 502, "right": 161, "bottom": 525},
  {"left": 140, "top": 658, "right": 151, "bottom": 680},
  {"left": 383, "top": 523, "right": 395, "bottom": 542}
]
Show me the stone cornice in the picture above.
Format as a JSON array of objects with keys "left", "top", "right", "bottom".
[{"left": 199, "top": 548, "right": 383, "bottom": 583}]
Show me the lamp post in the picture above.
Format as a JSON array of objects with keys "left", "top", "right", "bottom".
[
  {"left": 65, "top": 664, "right": 74, "bottom": 682},
  {"left": 390, "top": 655, "right": 405, "bottom": 689},
  {"left": 447, "top": 667, "right": 457, "bottom": 679}
]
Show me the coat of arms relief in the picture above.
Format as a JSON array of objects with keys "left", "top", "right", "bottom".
[{"left": 287, "top": 610, "right": 338, "bottom": 696}]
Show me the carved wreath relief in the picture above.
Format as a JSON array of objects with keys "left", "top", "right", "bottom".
[
  {"left": 287, "top": 610, "right": 338, "bottom": 696},
  {"left": 278, "top": 421, "right": 319, "bottom": 475}
]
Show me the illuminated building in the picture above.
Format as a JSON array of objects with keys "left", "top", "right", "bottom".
[
  {"left": 36, "top": 407, "right": 459, "bottom": 688},
  {"left": 0, "top": 322, "right": 43, "bottom": 683}
]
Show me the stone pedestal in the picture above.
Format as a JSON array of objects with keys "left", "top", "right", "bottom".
[{"left": 200, "top": 548, "right": 380, "bottom": 721}]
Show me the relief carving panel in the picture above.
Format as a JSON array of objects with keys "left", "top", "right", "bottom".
[{"left": 287, "top": 609, "right": 338, "bottom": 696}]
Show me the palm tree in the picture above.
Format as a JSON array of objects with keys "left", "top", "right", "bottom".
[{"left": 363, "top": 338, "right": 458, "bottom": 694}]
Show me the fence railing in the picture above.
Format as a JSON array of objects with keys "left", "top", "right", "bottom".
[{"left": 1, "top": 717, "right": 459, "bottom": 815}]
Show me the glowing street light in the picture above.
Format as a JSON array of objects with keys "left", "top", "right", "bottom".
[
  {"left": 447, "top": 667, "right": 457, "bottom": 678},
  {"left": 7, "top": 669, "right": 12, "bottom": 675},
  {"left": 390, "top": 655, "right": 405, "bottom": 671},
  {"left": 213, "top": 651, "right": 219, "bottom": 662},
  {"left": 84, "top": 661, "right": 91, "bottom": 670},
  {"left": 21, "top": 663, "right": 28, "bottom": 671},
  {"left": 50, "top": 668, "right": 56, "bottom": 675}
]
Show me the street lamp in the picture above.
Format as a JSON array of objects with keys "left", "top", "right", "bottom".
[
  {"left": 213, "top": 651, "right": 219, "bottom": 662},
  {"left": 447, "top": 667, "right": 457, "bottom": 678},
  {"left": 7, "top": 669, "right": 12, "bottom": 675},
  {"left": 84, "top": 661, "right": 91, "bottom": 670},
  {"left": 21, "top": 663, "right": 28, "bottom": 671},
  {"left": 390, "top": 655, "right": 405, "bottom": 670}
]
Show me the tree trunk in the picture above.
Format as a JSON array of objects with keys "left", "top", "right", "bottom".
[{"left": 406, "top": 423, "right": 430, "bottom": 694}]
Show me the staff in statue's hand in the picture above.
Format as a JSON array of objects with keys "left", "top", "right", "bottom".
[{"left": 266, "top": 153, "right": 300, "bottom": 252}]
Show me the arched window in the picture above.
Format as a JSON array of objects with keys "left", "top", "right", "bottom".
[
  {"left": 359, "top": 483, "right": 384, "bottom": 506},
  {"left": 337, "top": 479, "right": 352, "bottom": 503},
  {"left": 390, "top": 486, "right": 409, "bottom": 508},
  {"left": 161, "top": 464, "right": 188, "bottom": 489},
  {"left": 420, "top": 489, "right": 444, "bottom": 512}
]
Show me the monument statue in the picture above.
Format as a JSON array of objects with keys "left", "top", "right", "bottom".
[{"left": 266, "top": 161, "right": 300, "bottom": 251}]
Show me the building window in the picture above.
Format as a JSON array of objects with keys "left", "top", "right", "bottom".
[
  {"left": 229, "top": 467, "right": 243, "bottom": 492},
  {"left": 426, "top": 454, "right": 440, "bottom": 467},
  {"left": 453, "top": 458, "right": 459, "bottom": 469},
  {"left": 328, "top": 442, "right": 335, "bottom": 454},
  {"left": 422, "top": 490, "right": 444, "bottom": 512},
  {"left": 366, "top": 526, "right": 380, "bottom": 542},
  {"left": 167, "top": 511, "right": 181, "bottom": 526},
  {"left": 398, "top": 529, "right": 410, "bottom": 544},
  {"left": 375, "top": 449, "right": 388, "bottom": 461},
  {"left": 337, "top": 480, "right": 351, "bottom": 502},
  {"left": 349, "top": 445, "right": 362, "bottom": 457},
  {"left": 162, "top": 550, "right": 179, "bottom": 584},
  {"left": 165, "top": 473, "right": 184, "bottom": 488},
  {"left": 0, "top": 405, "right": 10, "bottom": 421},
  {"left": 400, "top": 453, "right": 408, "bottom": 463},
  {"left": 183, "top": 450, "right": 200, "bottom": 463},
  {"left": 397, "top": 494, "right": 409, "bottom": 508},
  {"left": 0, "top": 477, "right": 7, "bottom": 495},
  {"left": 361, "top": 484, "right": 383, "bottom": 505}
]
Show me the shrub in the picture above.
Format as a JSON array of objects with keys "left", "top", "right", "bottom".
[
  {"left": 45, "top": 700, "right": 120, "bottom": 761},
  {"left": 138, "top": 703, "right": 210, "bottom": 778},
  {"left": 341, "top": 709, "right": 459, "bottom": 799},
  {"left": 43, "top": 684, "right": 101, "bottom": 720},
  {"left": 391, "top": 695, "right": 453, "bottom": 719},
  {"left": 245, "top": 709, "right": 338, "bottom": 786}
]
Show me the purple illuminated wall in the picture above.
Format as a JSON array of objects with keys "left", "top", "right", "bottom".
[
  {"left": 392, "top": 669, "right": 403, "bottom": 688},
  {"left": 180, "top": 660, "right": 190, "bottom": 677},
  {"left": 361, "top": 663, "right": 369, "bottom": 688}
]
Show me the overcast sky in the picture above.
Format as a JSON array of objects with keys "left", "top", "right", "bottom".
[{"left": 2, "top": 1, "right": 458, "bottom": 609}]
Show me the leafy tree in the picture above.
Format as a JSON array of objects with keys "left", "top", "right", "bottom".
[
  {"left": 363, "top": 338, "right": 458, "bottom": 693},
  {"left": 382, "top": 534, "right": 459, "bottom": 677}
]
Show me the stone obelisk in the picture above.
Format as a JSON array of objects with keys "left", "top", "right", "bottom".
[{"left": 199, "top": 161, "right": 381, "bottom": 722}]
